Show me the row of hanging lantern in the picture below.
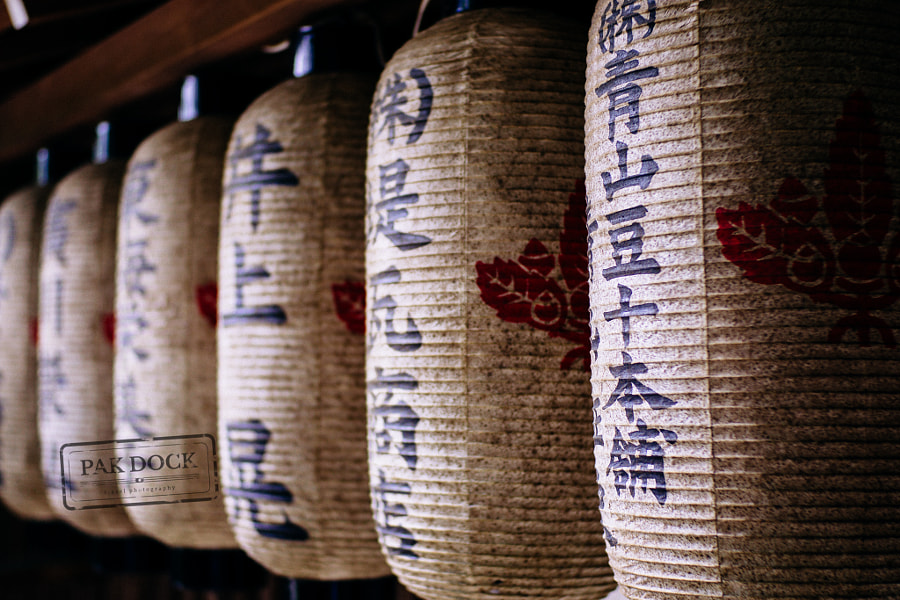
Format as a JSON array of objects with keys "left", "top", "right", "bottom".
[{"left": 1, "top": 0, "right": 898, "bottom": 598}]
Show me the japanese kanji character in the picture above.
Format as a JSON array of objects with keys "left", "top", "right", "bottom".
[
  {"left": 372, "top": 469, "right": 418, "bottom": 558},
  {"left": 605, "top": 351, "right": 676, "bottom": 422},
  {"left": 374, "top": 68, "right": 433, "bottom": 145},
  {"left": 116, "top": 374, "right": 153, "bottom": 438},
  {"left": 603, "top": 283, "right": 658, "bottom": 347},
  {"left": 225, "top": 419, "right": 309, "bottom": 541},
  {"left": 122, "top": 240, "right": 156, "bottom": 298},
  {"left": 221, "top": 242, "right": 287, "bottom": 327},
  {"left": 121, "top": 160, "right": 159, "bottom": 235},
  {"left": 602, "top": 205, "right": 661, "bottom": 280},
  {"left": 600, "top": 141, "right": 658, "bottom": 203},
  {"left": 369, "top": 267, "right": 422, "bottom": 352},
  {"left": 598, "top": 0, "right": 657, "bottom": 53},
  {"left": 607, "top": 419, "right": 677, "bottom": 506},
  {"left": 46, "top": 199, "right": 76, "bottom": 265},
  {"left": 225, "top": 124, "right": 299, "bottom": 231},
  {"left": 369, "top": 367, "right": 420, "bottom": 471},
  {"left": 595, "top": 50, "right": 659, "bottom": 141},
  {"left": 369, "top": 159, "right": 431, "bottom": 251}
]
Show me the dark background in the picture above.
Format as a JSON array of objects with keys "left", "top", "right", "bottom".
[{"left": 0, "top": 0, "right": 598, "bottom": 198}]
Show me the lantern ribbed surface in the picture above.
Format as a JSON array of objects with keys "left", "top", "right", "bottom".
[
  {"left": 38, "top": 162, "right": 136, "bottom": 536},
  {"left": 365, "top": 8, "right": 613, "bottom": 600},
  {"left": 0, "top": 185, "right": 54, "bottom": 520},
  {"left": 585, "top": 1, "right": 900, "bottom": 598},
  {"left": 115, "top": 117, "right": 235, "bottom": 548},
  {"left": 218, "top": 72, "right": 388, "bottom": 579}
]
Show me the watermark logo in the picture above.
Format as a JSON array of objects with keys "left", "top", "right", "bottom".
[{"left": 59, "top": 433, "right": 218, "bottom": 510}]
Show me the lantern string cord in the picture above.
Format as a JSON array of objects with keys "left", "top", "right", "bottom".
[{"left": 413, "top": 0, "right": 432, "bottom": 37}]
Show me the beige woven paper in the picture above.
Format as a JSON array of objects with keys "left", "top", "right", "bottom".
[
  {"left": 585, "top": 1, "right": 900, "bottom": 598},
  {"left": 38, "top": 162, "right": 136, "bottom": 536},
  {"left": 114, "top": 117, "right": 235, "bottom": 548},
  {"left": 365, "top": 8, "right": 613, "bottom": 600},
  {"left": 218, "top": 72, "right": 388, "bottom": 579},
  {"left": 0, "top": 185, "right": 54, "bottom": 520}
]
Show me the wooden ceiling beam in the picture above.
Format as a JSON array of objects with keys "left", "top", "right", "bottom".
[
  {"left": 20, "top": 0, "right": 159, "bottom": 27},
  {"left": 0, "top": 0, "right": 354, "bottom": 162}
]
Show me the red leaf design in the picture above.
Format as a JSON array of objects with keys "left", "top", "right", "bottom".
[
  {"left": 475, "top": 179, "right": 591, "bottom": 371},
  {"left": 715, "top": 202, "right": 833, "bottom": 293},
  {"left": 770, "top": 177, "right": 818, "bottom": 225},
  {"left": 102, "top": 313, "right": 115, "bottom": 347},
  {"left": 717, "top": 202, "right": 788, "bottom": 284},
  {"left": 823, "top": 91, "right": 895, "bottom": 294},
  {"left": 475, "top": 257, "right": 568, "bottom": 331},
  {"left": 195, "top": 282, "right": 218, "bottom": 328},
  {"left": 561, "top": 343, "right": 590, "bottom": 372},
  {"left": 519, "top": 239, "right": 555, "bottom": 277},
  {"left": 824, "top": 91, "right": 893, "bottom": 245},
  {"left": 332, "top": 281, "right": 365, "bottom": 335},
  {"left": 717, "top": 90, "right": 898, "bottom": 347}
]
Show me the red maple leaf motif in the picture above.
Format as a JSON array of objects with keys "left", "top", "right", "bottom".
[
  {"left": 716, "top": 90, "right": 898, "bottom": 347},
  {"left": 195, "top": 282, "right": 218, "bottom": 328},
  {"left": 475, "top": 179, "right": 590, "bottom": 371},
  {"left": 332, "top": 280, "right": 365, "bottom": 335}
]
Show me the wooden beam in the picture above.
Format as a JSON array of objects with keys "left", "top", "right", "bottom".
[
  {"left": 22, "top": 0, "right": 160, "bottom": 27},
  {"left": 0, "top": 0, "right": 355, "bottom": 162}
]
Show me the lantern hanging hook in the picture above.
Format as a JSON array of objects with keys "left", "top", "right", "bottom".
[{"left": 413, "top": 0, "right": 433, "bottom": 36}]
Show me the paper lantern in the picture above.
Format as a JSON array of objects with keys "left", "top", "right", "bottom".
[
  {"left": 585, "top": 1, "right": 900, "bottom": 598},
  {"left": 114, "top": 96, "right": 235, "bottom": 547},
  {"left": 217, "top": 26, "right": 387, "bottom": 578},
  {"left": 0, "top": 179, "right": 54, "bottom": 520},
  {"left": 38, "top": 145, "right": 136, "bottom": 536},
  {"left": 365, "top": 7, "right": 613, "bottom": 599}
]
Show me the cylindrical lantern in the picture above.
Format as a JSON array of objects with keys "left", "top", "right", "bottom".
[
  {"left": 114, "top": 76, "right": 236, "bottom": 548},
  {"left": 38, "top": 124, "right": 136, "bottom": 536},
  {"left": 217, "top": 21, "right": 389, "bottom": 579},
  {"left": 0, "top": 151, "right": 54, "bottom": 520},
  {"left": 365, "top": 6, "right": 613, "bottom": 599},
  {"left": 585, "top": 1, "right": 900, "bottom": 598}
]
